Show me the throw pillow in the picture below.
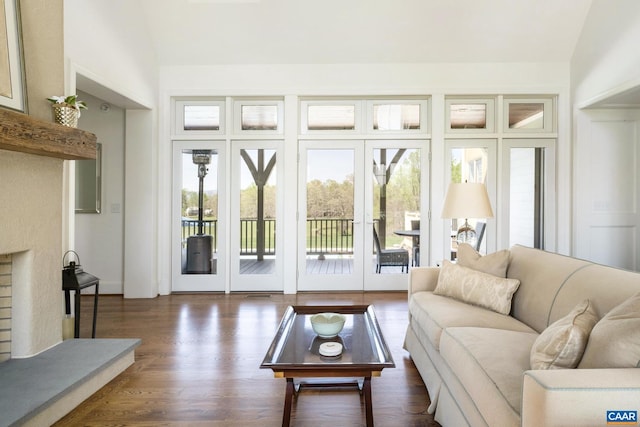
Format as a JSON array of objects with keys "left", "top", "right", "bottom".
[
  {"left": 530, "top": 299, "right": 598, "bottom": 370},
  {"left": 457, "top": 243, "right": 510, "bottom": 278},
  {"left": 578, "top": 292, "right": 640, "bottom": 369},
  {"left": 434, "top": 260, "right": 520, "bottom": 315}
]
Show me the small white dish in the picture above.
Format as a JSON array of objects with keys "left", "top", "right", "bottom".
[{"left": 319, "top": 341, "right": 343, "bottom": 357}]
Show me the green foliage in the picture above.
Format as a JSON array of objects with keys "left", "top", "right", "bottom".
[
  {"left": 451, "top": 158, "right": 462, "bottom": 183},
  {"left": 182, "top": 189, "right": 218, "bottom": 217}
]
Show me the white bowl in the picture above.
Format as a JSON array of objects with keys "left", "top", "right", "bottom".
[{"left": 310, "top": 312, "right": 346, "bottom": 338}]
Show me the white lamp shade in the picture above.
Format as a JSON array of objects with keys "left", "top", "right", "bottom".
[{"left": 441, "top": 182, "right": 494, "bottom": 219}]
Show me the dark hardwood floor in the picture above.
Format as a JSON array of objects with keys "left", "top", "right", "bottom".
[{"left": 54, "top": 292, "right": 438, "bottom": 426}]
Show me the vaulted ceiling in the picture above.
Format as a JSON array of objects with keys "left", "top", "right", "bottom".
[{"left": 137, "top": 0, "right": 594, "bottom": 66}]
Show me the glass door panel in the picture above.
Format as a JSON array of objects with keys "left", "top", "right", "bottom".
[
  {"left": 365, "top": 141, "right": 426, "bottom": 291},
  {"left": 172, "top": 140, "right": 226, "bottom": 292},
  {"left": 447, "top": 143, "right": 493, "bottom": 257},
  {"left": 231, "top": 142, "right": 283, "bottom": 291},
  {"left": 500, "top": 139, "right": 556, "bottom": 251},
  {"left": 509, "top": 148, "right": 542, "bottom": 247},
  {"left": 297, "top": 141, "right": 363, "bottom": 291}
]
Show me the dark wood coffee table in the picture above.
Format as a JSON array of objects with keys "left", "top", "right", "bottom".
[{"left": 260, "top": 305, "right": 395, "bottom": 427}]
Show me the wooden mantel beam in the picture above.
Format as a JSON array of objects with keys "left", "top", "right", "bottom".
[{"left": 0, "top": 108, "right": 96, "bottom": 160}]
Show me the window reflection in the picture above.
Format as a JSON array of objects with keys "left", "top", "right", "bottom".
[
  {"left": 508, "top": 103, "right": 544, "bottom": 129},
  {"left": 450, "top": 104, "right": 486, "bottom": 129},
  {"left": 241, "top": 105, "right": 278, "bottom": 130},
  {"left": 307, "top": 105, "right": 356, "bottom": 130},
  {"left": 373, "top": 104, "right": 420, "bottom": 130},
  {"left": 184, "top": 105, "right": 220, "bottom": 131}
]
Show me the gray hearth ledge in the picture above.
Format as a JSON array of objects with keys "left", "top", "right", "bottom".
[{"left": 0, "top": 338, "right": 140, "bottom": 427}]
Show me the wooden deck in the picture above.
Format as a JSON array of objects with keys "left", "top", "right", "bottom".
[{"left": 239, "top": 257, "right": 407, "bottom": 275}]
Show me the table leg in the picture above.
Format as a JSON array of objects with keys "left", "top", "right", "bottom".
[
  {"left": 74, "top": 290, "right": 81, "bottom": 338},
  {"left": 282, "top": 378, "right": 294, "bottom": 427},
  {"left": 363, "top": 376, "right": 373, "bottom": 427},
  {"left": 91, "top": 283, "right": 99, "bottom": 338}
]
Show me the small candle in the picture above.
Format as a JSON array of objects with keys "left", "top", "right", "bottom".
[{"left": 62, "top": 315, "right": 74, "bottom": 340}]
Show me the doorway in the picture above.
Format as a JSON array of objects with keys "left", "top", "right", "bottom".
[
  {"left": 297, "top": 140, "right": 427, "bottom": 291},
  {"left": 171, "top": 140, "right": 227, "bottom": 292},
  {"left": 230, "top": 141, "right": 284, "bottom": 291}
]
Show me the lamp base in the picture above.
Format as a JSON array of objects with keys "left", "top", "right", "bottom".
[{"left": 456, "top": 220, "right": 477, "bottom": 245}]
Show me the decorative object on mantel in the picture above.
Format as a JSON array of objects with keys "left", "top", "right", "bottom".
[{"left": 47, "top": 95, "right": 87, "bottom": 128}]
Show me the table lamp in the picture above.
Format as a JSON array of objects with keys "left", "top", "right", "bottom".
[{"left": 441, "top": 182, "right": 493, "bottom": 243}]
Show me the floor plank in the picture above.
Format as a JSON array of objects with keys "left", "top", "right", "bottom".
[{"left": 54, "top": 292, "right": 438, "bottom": 426}]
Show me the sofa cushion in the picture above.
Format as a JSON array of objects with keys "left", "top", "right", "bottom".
[
  {"left": 434, "top": 261, "right": 520, "bottom": 315},
  {"left": 507, "top": 245, "right": 593, "bottom": 333},
  {"left": 530, "top": 299, "right": 598, "bottom": 369},
  {"left": 579, "top": 292, "right": 640, "bottom": 369},
  {"left": 457, "top": 243, "right": 510, "bottom": 277},
  {"left": 440, "top": 327, "right": 539, "bottom": 426},
  {"left": 409, "top": 291, "right": 536, "bottom": 351}
]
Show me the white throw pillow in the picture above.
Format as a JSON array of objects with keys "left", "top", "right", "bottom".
[
  {"left": 578, "top": 292, "right": 640, "bottom": 369},
  {"left": 434, "top": 260, "right": 520, "bottom": 315},
  {"left": 457, "top": 243, "right": 510, "bottom": 278},
  {"left": 530, "top": 299, "right": 598, "bottom": 370}
]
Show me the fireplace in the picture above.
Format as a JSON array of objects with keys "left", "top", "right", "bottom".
[
  {"left": 0, "top": 109, "right": 96, "bottom": 359},
  {"left": 0, "top": 254, "right": 11, "bottom": 362}
]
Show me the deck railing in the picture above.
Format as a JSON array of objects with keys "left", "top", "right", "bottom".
[
  {"left": 306, "top": 218, "right": 353, "bottom": 255},
  {"left": 181, "top": 218, "right": 355, "bottom": 255}
]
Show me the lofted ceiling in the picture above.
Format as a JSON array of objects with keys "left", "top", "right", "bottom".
[{"left": 136, "top": 0, "right": 594, "bottom": 66}]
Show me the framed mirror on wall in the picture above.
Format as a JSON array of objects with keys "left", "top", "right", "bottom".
[{"left": 76, "top": 143, "right": 102, "bottom": 213}]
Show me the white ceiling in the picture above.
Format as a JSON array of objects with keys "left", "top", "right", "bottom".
[{"left": 137, "top": 0, "right": 594, "bottom": 66}]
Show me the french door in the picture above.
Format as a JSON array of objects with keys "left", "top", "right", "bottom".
[
  {"left": 171, "top": 140, "right": 226, "bottom": 292},
  {"left": 230, "top": 141, "right": 284, "bottom": 291},
  {"left": 297, "top": 140, "right": 427, "bottom": 291}
]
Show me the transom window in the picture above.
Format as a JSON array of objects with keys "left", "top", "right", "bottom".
[
  {"left": 306, "top": 104, "right": 357, "bottom": 131},
  {"left": 174, "top": 99, "right": 225, "bottom": 135},
  {"left": 445, "top": 98, "right": 496, "bottom": 133},
  {"left": 503, "top": 97, "right": 555, "bottom": 133},
  {"left": 233, "top": 99, "right": 284, "bottom": 134},
  {"left": 371, "top": 103, "right": 421, "bottom": 131},
  {"left": 300, "top": 98, "right": 429, "bottom": 134},
  {"left": 184, "top": 105, "right": 220, "bottom": 131}
]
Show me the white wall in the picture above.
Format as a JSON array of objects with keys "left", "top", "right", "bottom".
[
  {"left": 160, "top": 63, "right": 568, "bottom": 96},
  {"left": 571, "top": 0, "right": 640, "bottom": 106},
  {"left": 74, "top": 91, "right": 125, "bottom": 294},
  {"left": 64, "top": 0, "right": 158, "bottom": 108},
  {"left": 65, "top": 0, "right": 159, "bottom": 297},
  {"left": 571, "top": 1, "right": 640, "bottom": 269}
]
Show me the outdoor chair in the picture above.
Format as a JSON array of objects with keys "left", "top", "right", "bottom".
[{"left": 373, "top": 228, "right": 409, "bottom": 273}]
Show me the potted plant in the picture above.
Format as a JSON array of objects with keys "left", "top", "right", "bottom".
[{"left": 47, "top": 95, "right": 88, "bottom": 128}]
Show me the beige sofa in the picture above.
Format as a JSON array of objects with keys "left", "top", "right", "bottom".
[{"left": 404, "top": 244, "right": 640, "bottom": 427}]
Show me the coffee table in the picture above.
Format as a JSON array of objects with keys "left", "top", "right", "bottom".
[{"left": 260, "top": 305, "right": 395, "bottom": 427}]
